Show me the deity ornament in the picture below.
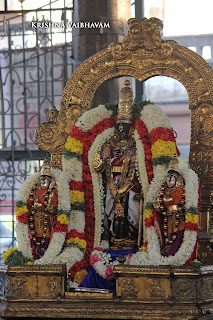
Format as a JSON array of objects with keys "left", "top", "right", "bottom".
[
  {"left": 27, "top": 159, "right": 58, "bottom": 258},
  {"left": 93, "top": 80, "right": 143, "bottom": 250},
  {"left": 154, "top": 155, "right": 186, "bottom": 256}
]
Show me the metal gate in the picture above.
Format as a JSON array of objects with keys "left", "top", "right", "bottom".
[{"left": 0, "top": 0, "right": 73, "bottom": 263}]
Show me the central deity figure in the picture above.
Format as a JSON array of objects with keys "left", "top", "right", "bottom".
[
  {"left": 93, "top": 82, "right": 142, "bottom": 250},
  {"left": 63, "top": 79, "right": 184, "bottom": 286}
]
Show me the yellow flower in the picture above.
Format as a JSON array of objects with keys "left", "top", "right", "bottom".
[
  {"left": 3, "top": 248, "right": 18, "bottom": 262},
  {"left": 139, "top": 246, "right": 147, "bottom": 252},
  {"left": 16, "top": 205, "right": 28, "bottom": 216},
  {"left": 66, "top": 237, "right": 86, "bottom": 250},
  {"left": 65, "top": 136, "right": 83, "bottom": 154},
  {"left": 70, "top": 190, "right": 85, "bottom": 204},
  {"left": 185, "top": 213, "right": 192, "bottom": 222},
  {"left": 151, "top": 140, "right": 177, "bottom": 158},
  {"left": 145, "top": 209, "right": 153, "bottom": 218},
  {"left": 185, "top": 213, "right": 198, "bottom": 224},
  {"left": 26, "top": 261, "right": 33, "bottom": 265},
  {"left": 57, "top": 214, "right": 69, "bottom": 225},
  {"left": 191, "top": 215, "right": 199, "bottom": 224}
]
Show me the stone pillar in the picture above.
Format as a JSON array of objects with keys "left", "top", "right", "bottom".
[{"left": 72, "top": 0, "right": 131, "bottom": 107}]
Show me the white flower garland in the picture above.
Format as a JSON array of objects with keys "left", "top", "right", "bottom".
[
  {"left": 88, "top": 127, "right": 114, "bottom": 247},
  {"left": 16, "top": 169, "right": 71, "bottom": 265},
  {"left": 133, "top": 129, "right": 149, "bottom": 198},
  {"left": 141, "top": 104, "right": 172, "bottom": 133},
  {"left": 62, "top": 156, "right": 83, "bottom": 182},
  {"left": 90, "top": 249, "right": 132, "bottom": 280},
  {"left": 16, "top": 172, "right": 40, "bottom": 203},
  {"left": 75, "top": 105, "right": 112, "bottom": 132},
  {"left": 129, "top": 167, "right": 199, "bottom": 266},
  {"left": 54, "top": 246, "right": 84, "bottom": 272},
  {"left": 68, "top": 210, "right": 85, "bottom": 233},
  {"left": 16, "top": 172, "right": 41, "bottom": 259}
]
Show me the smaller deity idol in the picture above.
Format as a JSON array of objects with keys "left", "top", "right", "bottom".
[
  {"left": 27, "top": 159, "right": 58, "bottom": 258},
  {"left": 154, "top": 156, "right": 185, "bottom": 256},
  {"left": 93, "top": 81, "right": 143, "bottom": 250}
]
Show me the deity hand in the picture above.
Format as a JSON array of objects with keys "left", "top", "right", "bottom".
[
  {"left": 93, "top": 152, "right": 104, "bottom": 172},
  {"left": 46, "top": 203, "right": 57, "bottom": 214},
  {"left": 133, "top": 193, "right": 142, "bottom": 201}
]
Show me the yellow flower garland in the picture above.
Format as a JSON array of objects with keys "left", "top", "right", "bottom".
[
  {"left": 65, "top": 136, "right": 83, "bottom": 155},
  {"left": 16, "top": 205, "right": 28, "bottom": 216},
  {"left": 3, "top": 248, "right": 18, "bottom": 262},
  {"left": 66, "top": 237, "right": 86, "bottom": 252},
  {"left": 57, "top": 214, "right": 69, "bottom": 225},
  {"left": 70, "top": 190, "right": 85, "bottom": 204},
  {"left": 145, "top": 209, "right": 153, "bottom": 218},
  {"left": 151, "top": 140, "right": 177, "bottom": 158},
  {"left": 185, "top": 213, "right": 199, "bottom": 224}
]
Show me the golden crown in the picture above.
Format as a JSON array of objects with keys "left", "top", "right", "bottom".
[
  {"left": 40, "top": 158, "right": 52, "bottom": 177},
  {"left": 117, "top": 80, "right": 134, "bottom": 123},
  {"left": 168, "top": 154, "right": 179, "bottom": 172}
]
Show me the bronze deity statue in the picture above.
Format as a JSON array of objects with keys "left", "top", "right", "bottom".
[
  {"left": 93, "top": 81, "right": 143, "bottom": 250},
  {"left": 27, "top": 159, "right": 58, "bottom": 258}
]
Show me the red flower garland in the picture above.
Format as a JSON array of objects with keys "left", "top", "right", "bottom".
[
  {"left": 185, "top": 222, "right": 199, "bottom": 232},
  {"left": 149, "top": 127, "right": 176, "bottom": 145},
  {"left": 16, "top": 211, "right": 28, "bottom": 224},
  {"left": 134, "top": 119, "right": 154, "bottom": 183},
  {"left": 68, "top": 117, "right": 117, "bottom": 279}
]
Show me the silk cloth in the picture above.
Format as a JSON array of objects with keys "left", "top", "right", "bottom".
[{"left": 105, "top": 188, "right": 140, "bottom": 234}]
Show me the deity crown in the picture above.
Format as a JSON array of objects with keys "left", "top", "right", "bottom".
[
  {"left": 117, "top": 80, "right": 134, "bottom": 123},
  {"left": 168, "top": 154, "right": 179, "bottom": 173},
  {"left": 40, "top": 158, "right": 52, "bottom": 177}
]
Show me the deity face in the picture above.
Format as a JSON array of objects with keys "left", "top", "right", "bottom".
[
  {"left": 166, "top": 174, "right": 176, "bottom": 188},
  {"left": 40, "top": 175, "right": 51, "bottom": 190},
  {"left": 115, "top": 121, "right": 132, "bottom": 140}
]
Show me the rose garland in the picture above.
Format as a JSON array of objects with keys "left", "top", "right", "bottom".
[
  {"left": 62, "top": 103, "right": 178, "bottom": 280},
  {"left": 129, "top": 167, "right": 199, "bottom": 266},
  {"left": 89, "top": 248, "right": 132, "bottom": 280},
  {"left": 13, "top": 168, "right": 71, "bottom": 265}
]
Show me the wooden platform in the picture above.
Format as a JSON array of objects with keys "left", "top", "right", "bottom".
[{"left": 0, "top": 264, "right": 213, "bottom": 320}]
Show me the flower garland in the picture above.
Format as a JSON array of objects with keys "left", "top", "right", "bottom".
[
  {"left": 62, "top": 103, "right": 177, "bottom": 280},
  {"left": 89, "top": 248, "right": 132, "bottom": 280},
  {"left": 14, "top": 169, "right": 71, "bottom": 265},
  {"left": 88, "top": 127, "right": 115, "bottom": 247},
  {"left": 63, "top": 113, "right": 117, "bottom": 279},
  {"left": 129, "top": 167, "right": 199, "bottom": 266}
]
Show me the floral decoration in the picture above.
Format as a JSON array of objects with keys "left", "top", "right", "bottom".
[
  {"left": 62, "top": 102, "right": 178, "bottom": 280},
  {"left": 89, "top": 248, "right": 133, "bottom": 281}
]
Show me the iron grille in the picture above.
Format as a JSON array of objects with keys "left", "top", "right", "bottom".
[{"left": 0, "top": 0, "right": 73, "bottom": 262}]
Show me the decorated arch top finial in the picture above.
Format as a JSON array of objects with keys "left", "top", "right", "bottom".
[
  {"left": 109, "top": 17, "right": 164, "bottom": 59},
  {"left": 127, "top": 17, "right": 163, "bottom": 49}
]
